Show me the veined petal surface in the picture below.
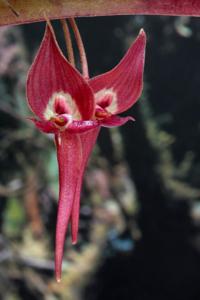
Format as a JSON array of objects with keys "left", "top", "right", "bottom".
[
  {"left": 55, "top": 131, "right": 82, "bottom": 282},
  {"left": 90, "top": 30, "right": 146, "bottom": 114},
  {"left": 70, "top": 128, "right": 100, "bottom": 244},
  {"left": 27, "top": 25, "right": 94, "bottom": 120}
]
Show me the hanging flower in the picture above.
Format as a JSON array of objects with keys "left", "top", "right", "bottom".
[{"left": 26, "top": 20, "right": 146, "bottom": 281}]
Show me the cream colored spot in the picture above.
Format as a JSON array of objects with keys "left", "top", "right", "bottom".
[
  {"left": 43, "top": 92, "right": 81, "bottom": 120},
  {"left": 94, "top": 88, "right": 118, "bottom": 114}
]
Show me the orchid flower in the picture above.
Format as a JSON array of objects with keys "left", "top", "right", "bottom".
[{"left": 26, "top": 20, "right": 146, "bottom": 281}]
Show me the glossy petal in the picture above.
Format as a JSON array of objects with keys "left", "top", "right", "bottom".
[
  {"left": 55, "top": 132, "right": 82, "bottom": 282},
  {"left": 67, "top": 120, "right": 99, "bottom": 133},
  {"left": 70, "top": 128, "right": 100, "bottom": 244},
  {"left": 27, "top": 25, "right": 94, "bottom": 120},
  {"left": 89, "top": 29, "right": 146, "bottom": 114},
  {"left": 30, "top": 118, "right": 100, "bottom": 134}
]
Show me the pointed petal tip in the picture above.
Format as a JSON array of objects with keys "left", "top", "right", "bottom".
[
  {"left": 139, "top": 28, "right": 145, "bottom": 36},
  {"left": 55, "top": 264, "right": 61, "bottom": 283},
  {"left": 138, "top": 28, "right": 146, "bottom": 42},
  {"left": 55, "top": 264, "right": 62, "bottom": 283},
  {"left": 45, "top": 20, "right": 58, "bottom": 42},
  {"left": 72, "top": 239, "right": 77, "bottom": 245},
  {"left": 71, "top": 221, "right": 78, "bottom": 245},
  {"left": 90, "top": 28, "right": 146, "bottom": 115},
  {"left": 56, "top": 277, "right": 61, "bottom": 283},
  {"left": 27, "top": 20, "right": 94, "bottom": 120}
]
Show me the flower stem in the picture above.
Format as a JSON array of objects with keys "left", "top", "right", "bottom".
[
  {"left": 60, "top": 19, "right": 75, "bottom": 67},
  {"left": 69, "top": 18, "right": 89, "bottom": 79}
]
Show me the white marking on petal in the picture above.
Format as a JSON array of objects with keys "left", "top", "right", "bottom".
[
  {"left": 43, "top": 92, "right": 81, "bottom": 120},
  {"left": 94, "top": 88, "right": 118, "bottom": 114}
]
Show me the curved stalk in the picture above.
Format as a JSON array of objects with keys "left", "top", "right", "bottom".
[
  {"left": 60, "top": 19, "right": 75, "bottom": 66},
  {"left": 69, "top": 18, "right": 89, "bottom": 79}
]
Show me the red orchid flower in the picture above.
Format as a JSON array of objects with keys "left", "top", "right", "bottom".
[{"left": 26, "top": 20, "right": 146, "bottom": 281}]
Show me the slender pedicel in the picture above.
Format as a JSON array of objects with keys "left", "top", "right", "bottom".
[
  {"left": 69, "top": 18, "right": 89, "bottom": 79},
  {"left": 60, "top": 19, "right": 75, "bottom": 66}
]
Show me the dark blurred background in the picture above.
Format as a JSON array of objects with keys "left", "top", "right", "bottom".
[{"left": 0, "top": 15, "right": 200, "bottom": 300}]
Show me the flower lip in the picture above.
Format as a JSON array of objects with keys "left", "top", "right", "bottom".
[
  {"left": 95, "top": 106, "right": 112, "bottom": 119},
  {"left": 50, "top": 113, "right": 73, "bottom": 128}
]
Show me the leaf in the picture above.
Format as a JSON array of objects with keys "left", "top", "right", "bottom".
[{"left": 0, "top": 0, "right": 200, "bottom": 27}]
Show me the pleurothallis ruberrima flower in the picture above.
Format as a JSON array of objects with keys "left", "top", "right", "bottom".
[{"left": 26, "top": 19, "right": 146, "bottom": 282}]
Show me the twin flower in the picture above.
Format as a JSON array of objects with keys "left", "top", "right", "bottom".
[{"left": 26, "top": 19, "right": 146, "bottom": 281}]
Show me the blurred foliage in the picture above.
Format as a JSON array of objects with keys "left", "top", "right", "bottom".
[{"left": 0, "top": 15, "right": 200, "bottom": 300}]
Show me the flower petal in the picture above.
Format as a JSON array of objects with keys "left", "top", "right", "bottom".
[
  {"left": 67, "top": 120, "right": 99, "bottom": 133},
  {"left": 28, "top": 118, "right": 59, "bottom": 134},
  {"left": 100, "top": 115, "right": 135, "bottom": 128},
  {"left": 55, "top": 131, "right": 82, "bottom": 282},
  {"left": 89, "top": 29, "right": 146, "bottom": 114},
  {"left": 70, "top": 128, "right": 100, "bottom": 244},
  {"left": 27, "top": 24, "right": 94, "bottom": 120},
  {"left": 30, "top": 117, "right": 100, "bottom": 134}
]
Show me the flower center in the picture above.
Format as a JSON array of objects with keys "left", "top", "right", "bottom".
[
  {"left": 95, "top": 106, "right": 111, "bottom": 119},
  {"left": 43, "top": 92, "right": 81, "bottom": 129},
  {"left": 50, "top": 114, "right": 73, "bottom": 128},
  {"left": 96, "top": 94, "right": 112, "bottom": 109},
  {"left": 54, "top": 96, "right": 71, "bottom": 115},
  {"left": 94, "top": 89, "right": 118, "bottom": 118}
]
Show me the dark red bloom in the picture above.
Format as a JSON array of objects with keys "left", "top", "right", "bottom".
[{"left": 26, "top": 23, "right": 146, "bottom": 281}]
